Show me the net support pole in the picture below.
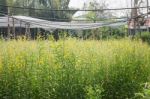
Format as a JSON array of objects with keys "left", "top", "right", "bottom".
[
  {"left": 25, "top": 23, "right": 31, "bottom": 39},
  {"left": 7, "top": 15, "right": 10, "bottom": 39},
  {"left": 27, "top": 23, "right": 31, "bottom": 39},
  {"left": 25, "top": 23, "right": 28, "bottom": 38},
  {"left": 19, "top": 21, "right": 22, "bottom": 36},
  {"left": 12, "top": 18, "right": 16, "bottom": 39},
  {"left": 133, "top": 0, "right": 136, "bottom": 38}
]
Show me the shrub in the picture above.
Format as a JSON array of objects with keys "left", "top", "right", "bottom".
[
  {"left": 0, "top": 39, "right": 149, "bottom": 99},
  {"left": 138, "top": 32, "right": 150, "bottom": 44}
]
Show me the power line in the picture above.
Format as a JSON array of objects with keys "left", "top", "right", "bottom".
[
  {"left": 0, "top": 11, "right": 128, "bottom": 22},
  {"left": 0, "top": 4, "right": 150, "bottom": 12},
  {"left": 0, "top": 10, "right": 149, "bottom": 23}
]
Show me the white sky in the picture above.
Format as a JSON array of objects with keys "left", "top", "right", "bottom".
[
  {"left": 69, "top": 0, "right": 86, "bottom": 9},
  {"left": 69, "top": 0, "right": 130, "bottom": 9},
  {"left": 69, "top": 0, "right": 130, "bottom": 17},
  {"left": 69, "top": 0, "right": 150, "bottom": 17}
]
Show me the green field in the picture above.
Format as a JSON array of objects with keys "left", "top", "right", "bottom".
[{"left": 0, "top": 39, "right": 150, "bottom": 99}]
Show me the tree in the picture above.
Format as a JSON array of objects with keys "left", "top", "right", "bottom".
[
  {"left": 0, "top": 0, "right": 77, "bottom": 40},
  {"left": 8, "top": 0, "right": 76, "bottom": 21},
  {"left": 76, "top": 0, "right": 113, "bottom": 40},
  {"left": 130, "top": 0, "right": 145, "bottom": 36},
  {"left": 38, "top": 0, "right": 76, "bottom": 21},
  {"left": 83, "top": 0, "right": 113, "bottom": 22},
  {"left": 131, "top": 0, "right": 144, "bottom": 17},
  {"left": 0, "top": 0, "right": 7, "bottom": 16}
]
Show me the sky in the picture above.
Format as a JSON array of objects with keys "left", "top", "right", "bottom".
[
  {"left": 69, "top": 0, "right": 87, "bottom": 9},
  {"left": 69, "top": 0, "right": 130, "bottom": 17},
  {"left": 69, "top": 0, "right": 128, "bottom": 9},
  {"left": 69, "top": 0, "right": 150, "bottom": 17}
]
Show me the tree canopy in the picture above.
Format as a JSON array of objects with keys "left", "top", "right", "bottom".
[
  {"left": 82, "top": 0, "right": 113, "bottom": 22},
  {"left": 0, "top": 0, "right": 7, "bottom": 16},
  {"left": 0, "top": 0, "right": 76, "bottom": 21}
]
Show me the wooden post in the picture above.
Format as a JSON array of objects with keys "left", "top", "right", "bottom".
[
  {"left": 28, "top": 23, "right": 31, "bottom": 39},
  {"left": 7, "top": 15, "right": 10, "bottom": 39},
  {"left": 12, "top": 18, "right": 16, "bottom": 39},
  {"left": 19, "top": 21, "right": 22, "bottom": 36},
  {"left": 25, "top": 23, "right": 31, "bottom": 39},
  {"left": 133, "top": 0, "right": 137, "bottom": 38},
  {"left": 25, "top": 23, "right": 28, "bottom": 38}
]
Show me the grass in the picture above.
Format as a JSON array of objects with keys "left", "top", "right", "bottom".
[{"left": 0, "top": 38, "right": 150, "bottom": 99}]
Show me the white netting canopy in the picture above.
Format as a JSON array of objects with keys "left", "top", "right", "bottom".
[{"left": 0, "top": 16, "right": 127, "bottom": 30}]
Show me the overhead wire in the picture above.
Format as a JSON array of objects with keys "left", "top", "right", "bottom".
[
  {"left": 0, "top": 3, "right": 147, "bottom": 24},
  {"left": 0, "top": 10, "right": 128, "bottom": 22},
  {"left": 0, "top": 4, "right": 149, "bottom": 12},
  {"left": 0, "top": 10, "right": 127, "bottom": 25}
]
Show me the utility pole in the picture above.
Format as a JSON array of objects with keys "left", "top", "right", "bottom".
[
  {"left": 131, "top": 0, "right": 133, "bottom": 9},
  {"left": 146, "top": 0, "right": 149, "bottom": 32},
  {"left": 133, "top": 0, "right": 137, "bottom": 37},
  {"left": 126, "top": 0, "right": 129, "bottom": 36},
  {"left": 7, "top": 7, "right": 10, "bottom": 39},
  {"left": 130, "top": 0, "right": 133, "bottom": 36}
]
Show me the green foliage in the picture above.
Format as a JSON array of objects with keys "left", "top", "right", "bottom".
[
  {"left": 76, "top": 27, "right": 126, "bottom": 40},
  {"left": 0, "top": 0, "right": 7, "bottom": 16},
  {"left": 83, "top": 0, "right": 112, "bottom": 22},
  {"left": 1, "top": 0, "right": 76, "bottom": 21},
  {"left": 139, "top": 32, "right": 150, "bottom": 44},
  {"left": 85, "top": 85, "right": 103, "bottom": 99},
  {"left": 0, "top": 39, "right": 149, "bottom": 99}
]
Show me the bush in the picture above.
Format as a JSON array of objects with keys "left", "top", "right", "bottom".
[
  {"left": 138, "top": 32, "right": 150, "bottom": 44},
  {"left": 0, "top": 39, "right": 149, "bottom": 99}
]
